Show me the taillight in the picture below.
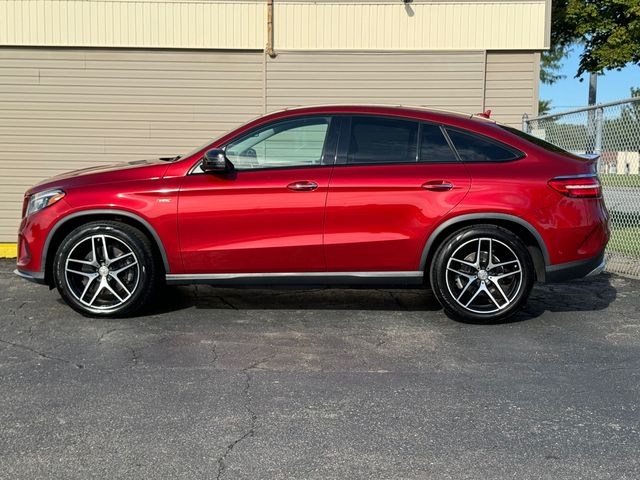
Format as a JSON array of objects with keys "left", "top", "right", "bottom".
[
  {"left": 548, "top": 175, "right": 602, "bottom": 198},
  {"left": 21, "top": 195, "right": 29, "bottom": 218}
]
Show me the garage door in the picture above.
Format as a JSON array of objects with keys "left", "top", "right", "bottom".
[{"left": 0, "top": 48, "right": 264, "bottom": 242}]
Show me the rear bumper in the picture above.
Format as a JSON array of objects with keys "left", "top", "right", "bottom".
[
  {"left": 544, "top": 250, "right": 605, "bottom": 283},
  {"left": 14, "top": 268, "right": 46, "bottom": 285}
]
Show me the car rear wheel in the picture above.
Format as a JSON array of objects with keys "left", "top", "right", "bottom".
[
  {"left": 53, "top": 221, "right": 160, "bottom": 317},
  {"left": 430, "top": 225, "right": 534, "bottom": 323}
]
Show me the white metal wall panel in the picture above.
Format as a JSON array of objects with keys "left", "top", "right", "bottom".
[
  {"left": 266, "top": 51, "right": 486, "bottom": 113},
  {"left": 0, "top": 48, "right": 264, "bottom": 241}
]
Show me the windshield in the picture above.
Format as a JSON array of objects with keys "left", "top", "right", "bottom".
[{"left": 499, "top": 124, "right": 584, "bottom": 160}]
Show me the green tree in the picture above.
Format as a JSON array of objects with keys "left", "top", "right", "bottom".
[
  {"left": 557, "top": 0, "right": 640, "bottom": 76},
  {"left": 539, "top": 0, "right": 574, "bottom": 84},
  {"left": 540, "top": 45, "right": 567, "bottom": 84},
  {"left": 538, "top": 99, "right": 553, "bottom": 115}
]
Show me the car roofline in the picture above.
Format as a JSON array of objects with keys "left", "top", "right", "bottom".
[{"left": 267, "top": 104, "right": 497, "bottom": 124}]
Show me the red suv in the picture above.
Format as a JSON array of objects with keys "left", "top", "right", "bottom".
[{"left": 15, "top": 105, "right": 609, "bottom": 322}]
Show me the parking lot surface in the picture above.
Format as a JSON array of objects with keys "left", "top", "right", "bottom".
[{"left": 1, "top": 259, "right": 640, "bottom": 479}]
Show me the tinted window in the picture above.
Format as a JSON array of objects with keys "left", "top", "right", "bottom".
[
  {"left": 446, "top": 128, "right": 522, "bottom": 162},
  {"left": 498, "top": 124, "right": 583, "bottom": 160},
  {"left": 420, "top": 123, "right": 458, "bottom": 163},
  {"left": 225, "top": 117, "right": 330, "bottom": 170},
  {"left": 347, "top": 116, "right": 418, "bottom": 164}
]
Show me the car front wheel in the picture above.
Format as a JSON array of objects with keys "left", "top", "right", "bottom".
[
  {"left": 430, "top": 225, "right": 534, "bottom": 323},
  {"left": 53, "top": 221, "right": 160, "bottom": 317}
]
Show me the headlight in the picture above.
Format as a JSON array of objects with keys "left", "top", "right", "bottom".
[{"left": 25, "top": 189, "right": 66, "bottom": 217}]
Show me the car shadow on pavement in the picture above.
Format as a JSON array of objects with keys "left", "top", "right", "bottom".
[
  {"left": 148, "top": 284, "right": 444, "bottom": 315},
  {"left": 510, "top": 273, "right": 618, "bottom": 324},
  {"left": 146, "top": 274, "right": 618, "bottom": 324}
]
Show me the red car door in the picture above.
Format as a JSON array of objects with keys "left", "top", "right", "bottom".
[
  {"left": 178, "top": 116, "right": 337, "bottom": 274},
  {"left": 324, "top": 116, "right": 471, "bottom": 272}
]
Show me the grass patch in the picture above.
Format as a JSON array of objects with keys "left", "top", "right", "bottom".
[
  {"left": 599, "top": 174, "right": 640, "bottom": 188},
  {"left": 608, "top": 226, "right": 640, "bottom": 257}
]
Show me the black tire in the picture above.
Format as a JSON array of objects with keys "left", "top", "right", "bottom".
[
  {"left": 53, "top": 221, "right": 161, "bottom": 317},
  {"left": 430, "top": 225, "right": 534, "bottom": 323}
]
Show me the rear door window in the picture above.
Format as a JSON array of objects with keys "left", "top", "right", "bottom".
[
  {"left": 446, "top": 128, "right": 522, "bottom": 162},
  {"left": 420, "top": 123, "right": 458, "bottom": 163},
  {"left": 347, "top": 116, "right": 418, "bottom": 164}
]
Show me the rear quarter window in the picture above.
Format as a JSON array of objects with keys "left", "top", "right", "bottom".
[
  {"left": 498, "top": 124, "right": 584, "bottom": 160},
  {"left": 446, "top": 128, "right": 523, "bottom": 163}
]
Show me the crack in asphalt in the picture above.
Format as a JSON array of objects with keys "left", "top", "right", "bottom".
[
  {"left": 129, "top": 346, "right": 139, "bottom": 367},
  {"left": 217, "top": 296, "right": 239, "bottom": 310},
  {"left": 0, "top": 338, "right": 84, "bottom": 369},
  {"left": 215, "top": 369, "right": 259, "bottom": 479},
  {"left": 211, "top": 342, "right": 218, "bottom": 366},
  {"left": 385, "top": 290, "right": 408, "bottom": 310}
]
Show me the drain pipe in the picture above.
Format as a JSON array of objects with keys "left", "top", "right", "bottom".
[{"left": 266, "top": 0, "right": 277, "bottom": 58}]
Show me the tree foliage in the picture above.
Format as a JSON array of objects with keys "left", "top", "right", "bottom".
[
  {"left": 540, "top": 45, "right": 567, "bottom": 84},
  {"left": 553, "top": 0, "right": 640, "bottom": 77},
  {"left": 538, "top": 99, "right": 553, "bottom": 115}
]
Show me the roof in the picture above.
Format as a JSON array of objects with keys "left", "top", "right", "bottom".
[{"left": 266, "top": 104, "right": 497, "bottom": 127}]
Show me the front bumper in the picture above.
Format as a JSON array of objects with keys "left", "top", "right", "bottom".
[
  {"left": 14, "top": 269, "right": 46, "bottom": 285},
  {"left": 544, "top": 250, "right": 606, "bottom": 283}
]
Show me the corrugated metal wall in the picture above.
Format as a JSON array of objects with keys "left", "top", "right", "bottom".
[
  {"left": 484, "top": 51, "right": 539, "bottom": 126},
  {"left": 0, "top": 48, "right": 265, "bottom": 240},
  {"left": 265, "top": 51, "right": 486, "bottom": 113},
  {"left": 0, "top": 0, "right": 549, "bottom": 52},
  {"left": 0, "top": 0, "right": 266, "bottom": 50},
  {"left": 274, "top": 1, "right": 547, "bottom": 51}
]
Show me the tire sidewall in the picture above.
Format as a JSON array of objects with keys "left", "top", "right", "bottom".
[
  {"left": 430, "top": 226, "right": 535, "bottom": 323},
  {"left": 53, "top": 222, "right": 155, "bottom": 317}
]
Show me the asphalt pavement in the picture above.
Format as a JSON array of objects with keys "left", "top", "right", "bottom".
[{"left": 1, "top": 259, "right": 639, "bottom": 479}]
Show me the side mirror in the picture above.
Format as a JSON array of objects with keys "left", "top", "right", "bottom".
[{"left": 202, "top": 149, "right": 232, "bottom": 173}]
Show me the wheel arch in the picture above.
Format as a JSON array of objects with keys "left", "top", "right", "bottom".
[
  {"left": 42, "top": 209, "right": 170, "bottom": 285},
  {"left": 420, "top": 213, "right": 549, "bottom": 282}
]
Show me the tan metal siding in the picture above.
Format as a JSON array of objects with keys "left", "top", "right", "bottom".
[
  {"left": 266, "top": 51, "right": 486, "bottom": 113},
  {"left": 0, "top": 0, "right": 549, "bottom": 51},
  {"left": 483, "top": 51, "right": 539, "bottom": 127},
  {"left": 0, "top": 0, "right": 266, "bottom": 50},
  {"left": 0, "top": 48, "right": 264, "bottom": 241},
  {"left": 275, "top": 1, "right": 547, "bottom": 51}
]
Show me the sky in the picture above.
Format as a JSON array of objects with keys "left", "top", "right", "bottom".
[{"left": 539, "top": 46, "right": 640, "bottom": 113}]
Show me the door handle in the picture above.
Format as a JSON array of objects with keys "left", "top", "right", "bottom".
[
  {"left": 287, "top": 181, "right": 319, "bottom": 191},
  {"left": 422, "top": 180, "right": 454, "bottom": 191}
]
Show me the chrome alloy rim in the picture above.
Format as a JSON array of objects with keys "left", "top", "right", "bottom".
[
  {"left": 64, "top": 234, "right": 140, "bottom": 311},
  {"left": 445, "top": 237, "right": 523, "bottom": 314}
]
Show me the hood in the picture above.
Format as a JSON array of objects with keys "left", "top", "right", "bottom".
[{"left": 27, "top": 158, "right": 173, "bottom": 195}]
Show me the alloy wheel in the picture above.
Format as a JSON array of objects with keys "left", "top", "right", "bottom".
[
  {"left": 64, "top": 234, "right": 140, "bottom": 311},
  {"left": 445, "top": 237, "right": 523, "bottom": 314}
]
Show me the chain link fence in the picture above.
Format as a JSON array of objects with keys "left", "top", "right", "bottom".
[{"left": 523, "top": 97, "right": 640, "bottom": 278}]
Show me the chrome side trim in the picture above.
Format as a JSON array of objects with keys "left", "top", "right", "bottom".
[
  {"left": 586, "top": 259, "right": 606, "bottom": 277},
  {"left": 166, "top": 271, "right": 424, "bottom": 286}
]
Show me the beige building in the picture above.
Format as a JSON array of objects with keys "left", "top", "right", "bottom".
[{"left": 0, "top": 0, "right": 550, "bottom": 245}]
